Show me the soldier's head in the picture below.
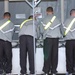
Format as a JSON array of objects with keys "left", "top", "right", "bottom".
[
  {"left": 70, "top": 9, "right": 75, "bottom": 16},
  {"left": 3, "top": 12, "right": 11, "bottom": 19},
  {"left": 28, "top": 15, "right": 33, "bottom": 19},
  {"left": 28, "top": 15, "right": 36, "bottom": 20},
  {"left": 46, "top": 7, "right": 53, "bottom": 15}
]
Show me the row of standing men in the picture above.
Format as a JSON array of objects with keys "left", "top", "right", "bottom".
[{"left": 0, "top": 7, "right": 75, "bottom": 75}]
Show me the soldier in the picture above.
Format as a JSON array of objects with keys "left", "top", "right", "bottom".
[
  {"left": 0, "top": 12, "right": 14, "bottom": 75},
  {"left": 39, "top": 7, "right": 61, "bottom": 75},
  {"left": 19, "top": 15, "right": 37, "bottom": 75},
  {"left": 62, "top": 9, "right": 75, "bottom": 75}
]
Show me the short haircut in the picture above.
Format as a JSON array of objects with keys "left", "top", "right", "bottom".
[
  {"left": 46, "top": 7, "right": 53, "bottom": 12},
  {"left": 4, "top": 12, "right": 11, "bottom": 17},
  {"left": 28, "top": 15, "right": 33, "bottom": 19},
  {"left": 70, "top": 9, "right": 75, "bottom": 15}
]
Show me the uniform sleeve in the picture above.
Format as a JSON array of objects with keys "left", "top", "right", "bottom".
[
  {"left": 61, "top": 19, "right": 70, "bottom": 37},
  {"left": 7, "top": 22, "right": 14, "bottom": 33},
  {"left": 9, "top": 23, "right": 15, "bottom": 36},
  {"left": 60, "top": 24, "right": 65, "bottom": 36},
  {"left": 11, "top": 22, "right": 15, "bottom": 30},
  {"left": 36, "top": 24, "right": 40, "bottom": 39},
  {"left": 39, "top": 21, "right": 44, "bottom": 38},
  {"left": 61, "top": 19, "right": 71, "bottom": 36}
]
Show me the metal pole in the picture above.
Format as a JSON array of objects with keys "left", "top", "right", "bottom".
[
  {"left": 4, "top": 0, "right": 9, "bottom": 12},
  {"left": 32, "top": 0, "right": 36, "bottom": 74},
  {"left": 34, "top": 0, "right": 41, "bottom": 7},
  {"left": 25, "top": 0, "right": 41, "bottom": 74},
  {"left": 25, "top": 0, "right": 33, "bottom": 8},
  {"left": 32, "top": 0, "right": 41, "bottom": 74},
  {"left": 61, "top": 0, "right": 64, "bottom": 24}
]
